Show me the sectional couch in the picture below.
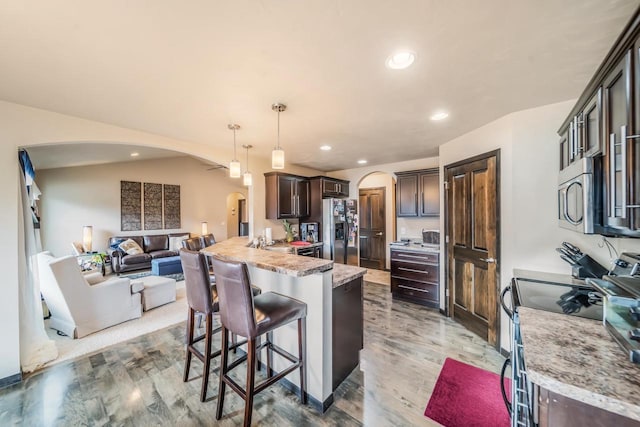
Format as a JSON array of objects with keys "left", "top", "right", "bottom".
[{"left": 109, "top": 233, "right": 190, "bottom": 274}]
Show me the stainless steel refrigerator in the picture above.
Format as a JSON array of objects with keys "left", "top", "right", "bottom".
[{"left": 322, "top": 199, "right": 358, "bottom": 265}]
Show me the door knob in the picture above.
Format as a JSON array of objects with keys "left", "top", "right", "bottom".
[
  {"left": 376, "top": 232, "right": 384, "bottom": 236},
  {"left": 480, "top": 257, "right": 496, "bottom": 264}
]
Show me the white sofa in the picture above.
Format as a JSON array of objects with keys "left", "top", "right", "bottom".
[{"left": 37, "top": 252, "right": 143, "bottom": 338}]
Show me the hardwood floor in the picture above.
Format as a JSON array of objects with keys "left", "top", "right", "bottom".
[{"left": 0, "top": 282, "right": 505, "bottom": 426}]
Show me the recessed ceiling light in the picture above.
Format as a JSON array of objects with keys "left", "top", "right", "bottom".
[
  {"left": 130, "top": 152, "right": 140, "bottom": 157},
  {"left": 320, "top": 145, "right": 332, "bottom": 151},
  {"left": 358, "top": 159, "right": 367, "bottom": 164},
  {"left": 430, "top": 111, "right": 449, "bottom": 121},
  {"left": 386, "top": 51, "right": 416, "bottom": 70}
]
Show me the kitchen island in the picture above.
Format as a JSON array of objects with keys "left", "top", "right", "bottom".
[
  {"left": 519, "top": 307, "right": 640, "bottom": 425},
  {"left": 202, "top": 237, "right": 366, "bottom": 412}
]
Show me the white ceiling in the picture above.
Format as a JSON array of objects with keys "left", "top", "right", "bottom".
[{"left": 1, "top": 1, "right": 638, "bottom": 171}]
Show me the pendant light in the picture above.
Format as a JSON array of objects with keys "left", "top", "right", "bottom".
[
  {"left": 228, "top": 124, "right": 241, "bottom": 178},
  {"left": 271, "top": 103, "right": 286, "bottom": 169},
  {"left": 242, "top": 144, "right": 253, "bottom": 186}
]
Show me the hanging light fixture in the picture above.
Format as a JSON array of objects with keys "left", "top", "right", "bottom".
[
  {"left": 228, "top": 124, "right": 241, "bottom": 178},
  {"left": 242, "top": 144, "right": 253, "bottom": 186},
  {"left": 271, "top": 103, "right": 286, "bottom": 169}
]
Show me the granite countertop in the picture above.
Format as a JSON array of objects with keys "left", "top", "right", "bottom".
[
  {"left": 519, "top": 307, "right": 640, "bottom": 421},
  {"left": 202, "top": 237, "right": 333, "bottom": 277},
  {"left": 389, "top": 242, "right": 440, "bottom": 254},
  {"left": 331, "top": 263, "right": 367, "bottom": 288}
]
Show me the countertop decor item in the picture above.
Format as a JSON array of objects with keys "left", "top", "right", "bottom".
[{"left": 283, "top": 219, "right": 294, "bottom": 242}]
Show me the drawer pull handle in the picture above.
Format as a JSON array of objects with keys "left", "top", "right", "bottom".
[
  {"left": 398, "top": 284, "right": 429, "bottom": 293},
  {"left": 399, "top": 267, "right": 428, "bottom": 275}
]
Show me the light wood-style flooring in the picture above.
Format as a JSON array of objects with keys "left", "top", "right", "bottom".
[{"left": 0, "top": 282, "right": 505, "bottom": 426}]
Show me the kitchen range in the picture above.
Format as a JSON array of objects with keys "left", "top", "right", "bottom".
[{"left": 502, "top": 267, "right": 640, "bottom": 426}]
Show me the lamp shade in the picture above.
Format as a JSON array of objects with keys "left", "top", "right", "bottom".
[
  {"left": 243, "top": 171, "right": 253, "bottom": 186},
  {"left": 229, "top": 160, "right": 241, "bottom": 178},
  {"left": 82, "top": 226, "right": 93, "bottom": 252},
  {"left": 272, "top": 148, "right": 285, "bottom": 170},
  {"left": 201, "top": 221, "right": 208, "bottom": 235}
]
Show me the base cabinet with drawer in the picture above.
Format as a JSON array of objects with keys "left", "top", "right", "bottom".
[{"left": 390, "top": 248, "right": 439, "bottom": 308}]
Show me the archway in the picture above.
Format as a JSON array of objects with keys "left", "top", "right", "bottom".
[
  {"left": 357, "top": 171, "right": 396, "bottom": 271},
  {"left": 226, "top": 192, "right": 247, "bottom": 238}
]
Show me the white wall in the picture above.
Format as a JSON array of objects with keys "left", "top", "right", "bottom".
[
  {"left": 439, "top": 99, "right": 640, "bottom": 351},
  {"left": 37, "top": 156, "right": 246, "bottom": 256},
  {"left": 0, "top": 99, "right": 322, "bottom": 381}
]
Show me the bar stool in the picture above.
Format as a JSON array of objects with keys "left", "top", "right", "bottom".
[
  {"left": 180, "top": 249, "right": 261, "bottom": 402},
  {"left": 200, "top": 233, "right": 216, "bottom": 248},
  {"left": 210, "top": 255, "right": 307, "bottom": 427}
]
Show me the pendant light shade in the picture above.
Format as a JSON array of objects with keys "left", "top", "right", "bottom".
[
  {"left": 242, "top": 144, "right": 253, "bottom": 186},
  {"left": 228, "top": 124, "right": 241, "bottom": 178},
  {"left": 243, "top": 171, "right": 253, "bottom": 186},
  {"left": 271, "top": 148, "right": 285, "bottom": 170},
  {"left": 229, "top": 160, "right": 241, "bottom": 178},
  {"left": 272, "top": 103, "right": 287, "bottom": 170}
]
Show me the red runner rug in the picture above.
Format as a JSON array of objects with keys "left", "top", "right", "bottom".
[{"left": 424, "top": 357, "right": 511, "bottom": 427}]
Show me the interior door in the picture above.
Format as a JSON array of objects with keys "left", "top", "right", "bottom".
[
  {"left": 445, "top": 152, "right": 500, "bottom": 348},
  {"left": 359, "top": 187, "right": 386, "bottom": 270}
]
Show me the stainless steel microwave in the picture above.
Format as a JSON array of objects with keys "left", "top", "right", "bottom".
[{"left": 558, "top": 158, "right": 594, "bottom": 233}]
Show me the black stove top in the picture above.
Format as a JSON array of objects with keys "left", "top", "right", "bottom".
[{"left": 512, "top": 271, "right": 603, "bottom": 321}]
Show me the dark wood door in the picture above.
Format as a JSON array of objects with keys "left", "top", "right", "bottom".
[
  {"left": 396, "top": 175, "right": 418, "bottom": 217},
  {"left": 420, "top": 171, "right": 440, "bottom": 217},
  {"left": 445, "top": 152, "right": 500, "bottom": 348},
  {"left": 359, "top": 187, "right": 386, "bottom": 270}
]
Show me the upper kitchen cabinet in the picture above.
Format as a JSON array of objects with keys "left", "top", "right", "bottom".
[
  {"left": 558, "top": 8, "right": 640, "bottom": 237},
  {"left": 310, "top": 176, "right": 350, "bottom": 199},
  {"left": 559, "top": 89, "right": 602, "bottom": 172},
  {"left": 395, "top": 168, "right": 440, "bottom": 217},
  {"left": 265, "top": 172, "right": 310, "bottom": 219},
  {"left": 603, "top": 51, "right": 633, "bottom": 231}
]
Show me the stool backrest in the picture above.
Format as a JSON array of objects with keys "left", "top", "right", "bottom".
[
  {"left": 209, "top": 255, "right": 256, "bottom": 338},
  {"left": 201, "top": 233, "right": 216, "bottom": 248},
  {"left": 182, "top": 237, "right": 204, "bottom": 251},
  {"left": 180, "top": 249, "right": 214, "bottom": 314}
]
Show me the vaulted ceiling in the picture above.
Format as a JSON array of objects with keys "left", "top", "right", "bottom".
[{"left": 1, "top": 1, "right": 638, "bottom": 171}]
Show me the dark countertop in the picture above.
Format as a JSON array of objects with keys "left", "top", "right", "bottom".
[{"left": 513, "top": 268, "right": 587, "bottom": 286}]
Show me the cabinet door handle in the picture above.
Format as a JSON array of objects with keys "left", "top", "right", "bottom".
[
  {"left": 610, "top": 132, "right": 616, "bottom": 217},
  {"left": 622, "top": 125, "right": 628, "bottom": 218}
]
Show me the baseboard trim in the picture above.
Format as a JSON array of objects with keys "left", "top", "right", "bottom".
[{"left": 0, "top": 372, "right": 22, "bottom": 389}]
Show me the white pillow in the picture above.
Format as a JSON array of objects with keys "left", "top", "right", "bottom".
[
  {"left": 169, "top": 234, "right": 189, "bottom": 251},
  {"left": 119, "top": 238, "right": 143, "bottom": 255}
]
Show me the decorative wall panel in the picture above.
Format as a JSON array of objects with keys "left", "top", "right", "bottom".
[
  {"left": 163, "top": 184, "right": 181, "bottom": 229},
  {"left": 121, "top": 181, "right": 141, "bottom": 231},
  {"left": 144, "top": 183, "right": 163, "bottom": 230}
]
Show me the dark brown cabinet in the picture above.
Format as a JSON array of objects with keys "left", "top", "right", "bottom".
[
  {"left": 265, "top": 172, "right": 310, "bottom": 219},
  {"left": 390, "top": 248, "right": 439, "bottom": 308},
  {"left": 537, "top": 386, "right": 638, "bottom": 427},
  {"left": 560, "top": 90, "right": 602, "bottom": 171},
  {"left": 558, "top": 8, "right": 640, "bottom": 237},
  {"left": 312, "top": 176, "right": 349, "bottom": 198},
  {"left": 332, "top": 276, "right": 363, "bottom": 390},
  {"left": 395, "top": 168, "right": 440, "bottom": 217}
]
